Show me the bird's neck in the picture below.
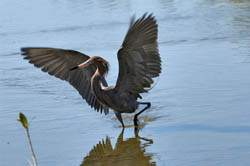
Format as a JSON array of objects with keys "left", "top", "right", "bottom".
[
  {"left": 96, "top": 64, "right": 107, "bottom": 76},
  {"left": 91, "top": 68, "right": 104, "bottom": 95}
]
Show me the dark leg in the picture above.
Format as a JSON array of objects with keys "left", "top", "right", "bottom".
[
  {"left": 115, "top": 111, "right": 125, "bottom": 128},
  {"left": 134, "top": 102, "right": 151, "bottom": 126}
]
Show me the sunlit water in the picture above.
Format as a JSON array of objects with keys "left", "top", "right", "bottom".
[{"left": 1, "top": 0, "right": 250, "bottom": 166}]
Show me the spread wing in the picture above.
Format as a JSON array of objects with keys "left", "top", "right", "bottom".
[
  {"left": 115, "top": 13, "right": 161, "bottom": 98},
  {"left": 21, "top": 47, "right": 109, "bottom": 114}
]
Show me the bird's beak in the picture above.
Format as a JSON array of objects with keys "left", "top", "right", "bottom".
[
  {"left": 78, "top": 61, "right": 89, "bottom": 68},
  {"left": 70, "top": 61, "right": 89, "bottom": 71}
]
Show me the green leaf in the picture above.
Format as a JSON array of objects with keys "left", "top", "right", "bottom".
[{"left": 17, "top": 112, "right": 29, "bottom": 129}]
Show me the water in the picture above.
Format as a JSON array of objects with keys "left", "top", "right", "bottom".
[{"left": 1, "top": 0, "right": 250, "bottom": 165}]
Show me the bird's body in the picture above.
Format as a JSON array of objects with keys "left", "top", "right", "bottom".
[
  {"left": 85, "top": 57, "right": 139, "bottom": 113},
  {"left": 93, "top": 85, "right": 139, "bottom": 114},
  {"left": 21, "top": 13, "right": 161, "bottom": 127}
]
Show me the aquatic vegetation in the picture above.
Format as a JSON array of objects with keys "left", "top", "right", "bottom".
[{"left": 17, "top": 113, "right": 38, "bottom": 166}]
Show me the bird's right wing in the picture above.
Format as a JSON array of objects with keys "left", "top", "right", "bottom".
[
  {"left": 115, "top": 14, "right": 161, "bottom": 98},
  {"left": 21, "top": 47, "right": 109, "bottom": 114}
]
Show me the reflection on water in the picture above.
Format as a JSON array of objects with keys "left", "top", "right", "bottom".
[{"left": 81, "top": 128, "right": 155, "bottom": 166}]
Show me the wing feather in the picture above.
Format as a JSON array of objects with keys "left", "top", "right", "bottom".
[
  {"left": 21, "top": 47, "right": 109, "bottom": 114},
  {"left": 115, "top": 13, "right": 161, "bottom": 98}
]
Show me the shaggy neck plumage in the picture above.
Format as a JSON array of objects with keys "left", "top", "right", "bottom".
[
  {"left": 90, "top": 60, "right": 109, "bottom": 96},
  {"left": 91, "top": 65, "right": 108, "bottom": 94},
  {"left": 96, "top": 61, "right": 109, "bottom": 76}
]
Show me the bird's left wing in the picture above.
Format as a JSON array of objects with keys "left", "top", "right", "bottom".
[
  {"left": 115, "top": 14, "right": 161, "bottom": 99},
  {"left": 21, "top": 47, "right": 109, "bottom": 114}
]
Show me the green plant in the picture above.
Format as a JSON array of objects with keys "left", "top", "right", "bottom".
[{"left": 17, "top": 112, "right": 38, "bottom": 166}]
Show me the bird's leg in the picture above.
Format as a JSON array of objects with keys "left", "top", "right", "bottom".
[
  {"left": 134, "top": 102, "right": 151, "bottom": 126},
  {"left": 114, "top": 111, "right": 125, "bottom": 128}
]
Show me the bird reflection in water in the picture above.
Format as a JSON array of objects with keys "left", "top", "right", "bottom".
[{"left": 81, "top": 128, "right": 155, "bottom": 166}]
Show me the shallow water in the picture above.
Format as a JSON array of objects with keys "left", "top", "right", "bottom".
[{"left": 1, "top": 0, "right": 250, "bottom": 166}]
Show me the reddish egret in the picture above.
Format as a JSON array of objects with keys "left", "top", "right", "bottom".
[{"left": 21, "top": 13, "right": 161, "bottom": 128}]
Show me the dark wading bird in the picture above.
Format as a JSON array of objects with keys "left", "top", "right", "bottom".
[{"left": 21, "top": 13, "right": 161, "bottom": 128}]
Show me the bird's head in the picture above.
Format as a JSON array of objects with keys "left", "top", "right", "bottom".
[{"left": 71, "top": 56, "right": 109, "bottom": 76}]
